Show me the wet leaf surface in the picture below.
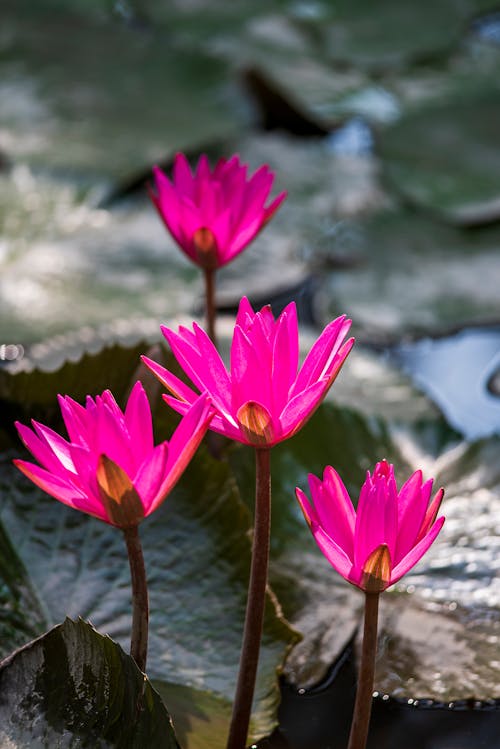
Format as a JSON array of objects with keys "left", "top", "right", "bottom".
[
  {"left": 319, "top": 209, "right": 500, "bottom": 338},
  {"left": 378, "top": 90, "right": 500, "bottom": 225},
  {"left": 0, "top": 436, "right": 296, "bottom": 745},
  {"left": 1, "top": 1, "right": 240, "bottom": 179},
  {"left": 0, "top": 618, "right": 180, "bottom": 748}
]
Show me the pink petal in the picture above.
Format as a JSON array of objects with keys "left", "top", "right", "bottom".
[
  {"left": 94, "top": 400, "right": 134, "bottom": 474},
  {"left": 151, "top": 394, "right": 212, "bottom": 511},
  {"left": 166, "top": 392, "right": 212, "bottom": 466},
  {"left": 313, "top": 466, "right": 355, "bottom": 558},
  {"left": 124, "top": 381, "right": 154, "bottom": 464},
  {"left": 394, "top": 471, "right": 431, "bottom": 564},
  {"left": 58, "top": 395, "right": 92, "bottom": 446},
  {"left": 263, "top": 191, "right": 287, "bottom": 222},
  {"left": 162, "top": 326, "right": 232, "bottom": 416},
  {"left": 278, "top": 379, "right": 330, "bottom": 439},
  {"left": 354, "top": 476, "right": 398, "bottom": 571},
  {"left": 13, "top": 459, "right": 105, "bottom": 518},
  {"left": 30, "top": 421, "right": 75, "bottom": 473},
  {"left": 295, "top": 486, "right": 319, "bottom": 527},
  {"left": 391, "top": 516, "right": 445, "bottom": 585},
  {"left": 230, "top": 324, "right": 273, "bottom": 413},
  {"left": 293, "top": 316, "right": 352, "bottom": 396},
  {"left": 16, "top": 421, "right": 71, "bottom": 476},
  {"left": 235, "top": 296, "right": 255, "bottom": 331},
  {"left": 134, "top": 442, "right": 169, "bottom": 516},
  {"left": 173, "top": 152, "right": 195, "bottom": 197},
  {"left": 417, "top": 487, "right": 445, "bottom": 542},
  {"left": 141, "top": 355, "right": 199, "bottom": 404},
  {"left": 309, "top": 523, "right": 353, "bottom": 582},
  {"left": 271, "top": 303, "right": 299, "bottom": 411}
]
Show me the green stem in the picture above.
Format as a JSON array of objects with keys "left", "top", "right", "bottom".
[
  {"left": 204, "top": 267, "right": 217, "bottom": 347},
  {"left": 226, "top": 447, "right": 272, "bottom": 749},
  {"left": 122, "top": 525, "right": 149, "bottom": 673},
  {"left": 347, "top": 591, "right": 380, "bottom": 749}
]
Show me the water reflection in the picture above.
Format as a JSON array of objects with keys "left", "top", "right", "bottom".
[{"left": 390, "top": 327, "right": 500, "bottom": 440}]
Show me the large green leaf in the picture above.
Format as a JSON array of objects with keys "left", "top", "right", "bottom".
[
  {"left": 294, "top": 0, "right": 499, "bottom": 72},
  {"left": 1, "top": 0, "right": 239, "bottom": 178},
  {"left": 0, "top": 340, "right": 148, "bottom": 448},
  {"left": 0, "top": 618, "right": 180, "bottom": 748},
  {"left": 378, "top": 90, "right": 500, "bottom": 226},
  {"left": 0, "top": 440, "right": 297, "bottom": 746},
  {"left": 318, "top": 208, "right": 500, "bottom": 338}
]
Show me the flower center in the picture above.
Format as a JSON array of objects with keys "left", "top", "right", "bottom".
[
  {"left": 193, "top": 227, "right": 218, "bottom": 269},
  {"left": 96, "top": 454, "right": 144, "bottom": 528},
  {"left": 237, "top": 401, "right": 274, "bottom": 446},
  {"left": 361, "top": 543, "right": 392, "bottom": 593}
]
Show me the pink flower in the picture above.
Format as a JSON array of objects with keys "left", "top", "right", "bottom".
[
  {"left": 142, "top": 296, "right": 354, "bottom": 448},
  {"left": 14, "top": 382, "right": 212, "bottom": 528},
  {"left": 296, "top": 460, "right": 445, "bottom": 592},
  {"left": 149, "top": 153, "right": 287, "bottom": 269}
]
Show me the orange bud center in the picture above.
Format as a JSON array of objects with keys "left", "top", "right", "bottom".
[
  {"left": 96, "top": 454, "right": 144, "bottom": 528},
  {"left": 193, "top": 227, "right": 218, "bottom": 269},
  {"left": 237, "top": 401, "right": 274, "bottom": 446},
  {"left": 361, "top": 543, "right": 392, "bottom": 593}
]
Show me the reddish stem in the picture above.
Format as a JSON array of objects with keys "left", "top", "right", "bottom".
[
  {"left": 204, "top": 267, "right": 217, "bottom": 347},
  {"left": 122, "top": 525, "right": 149, "bottom": 673},
  {"left": 347, "top": 591, "right": 380, "bottom": 749},
  {"left": 226, "top": 447, "right": 271, "bottom": 749}
]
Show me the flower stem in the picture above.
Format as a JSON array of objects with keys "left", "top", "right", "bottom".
[
  {"left": 226, "top": 447, "right": 271, "bottom": 749},
  {"left": 347, "top": 591, "right": 380, "bottom": 749},
  {"left": 204, "top": 267, "right": 217, "bottom": 347},
  {"left": 122, "top": 525, "right": 149, "bottom": 673}
]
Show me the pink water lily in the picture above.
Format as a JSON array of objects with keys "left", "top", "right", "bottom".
[
  {"left": 296, "top": 460, "right": 445, "bottom": 592},
  {"left": 14, "top": 382, "right": 212, "bottom": 528},
  {"left": 142, "top": 297, "right": 354, "bottom": 448},
  {"left": 150, "top": 153, "right": 287, "bottom": 269}
]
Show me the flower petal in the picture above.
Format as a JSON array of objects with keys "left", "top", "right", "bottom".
[{"left": 391, "top": 516, "right": 445, "bottom": 585}]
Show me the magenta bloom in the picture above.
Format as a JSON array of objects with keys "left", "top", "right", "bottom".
[
  {"left": 296, "top": 460, "right": 445, "bottom": 592},
  {"left": 149, "top": 153, "right": 287, "bottom": 269},
  {"left": 142, "top": 297, "right": 354, "bottom": 448},
  {"left": 14, "top": 382, "right": 212, "bottom": 528}
]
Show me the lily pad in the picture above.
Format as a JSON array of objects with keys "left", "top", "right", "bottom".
[
  {"left": 319, "top": 209, "right": 500, "bottom": 338},
  {"left": 0, "top": 439, "right": 296, "bottom": 746},
  {"left": 293, "top": 0, "right": 500, "bottom": 72},
  {"left": 378, "top": 90, "right": 500, "bottom": 226},
  {"left": 0, "top": 618, "right": 180, "bottom": 748},
  {"left": 0, "top": 0, "right": 239, "bottom": 179}
]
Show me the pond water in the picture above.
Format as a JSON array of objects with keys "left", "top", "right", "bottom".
[{"left": 2, "top": 1, "right": 500, "bottom": 747}]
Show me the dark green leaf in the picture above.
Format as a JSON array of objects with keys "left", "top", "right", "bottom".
[
  {"left": 0, "top": 617, "right": 179, "bottom": 748},
  {"left": 0, "top": 442, "right": 297, "bottom": 745},
  {"left": 378, "top": 90, "right": 500, "bottom": 226}
]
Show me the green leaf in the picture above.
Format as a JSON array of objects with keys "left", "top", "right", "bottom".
[
  {"left": 0, "top": 442, "right": 297, "bottom": 745},
  {"left": 378, "top": 90, "right": 500, "bottom": 226},
  {"left": 294, "top": 0, "right": 500, "bottom": 72},
  {"left": 1, "top": 0, "right": 240, "bottom": 179},
  {"left": 319, "top": 208, "right": 500, "bottom": 338},
  {"left": 0, "top": 617, "right": 180, "bottom": 748},
  {"left": 0, "top": 340, "right": 148, "bottom": 448}
]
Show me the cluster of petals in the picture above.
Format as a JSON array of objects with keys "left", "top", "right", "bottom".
[
  {"left": 14, "top": 382, "right": 212, "bottom": 528},
  {"left": 296, "top": 460, "right": 445, "bottom": 592},
  {"left": 142, "top": 296, "right": 354, "bottom": 448},
  {"left": 150, "top": 153, "right": 287, "bottom": 269}
]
